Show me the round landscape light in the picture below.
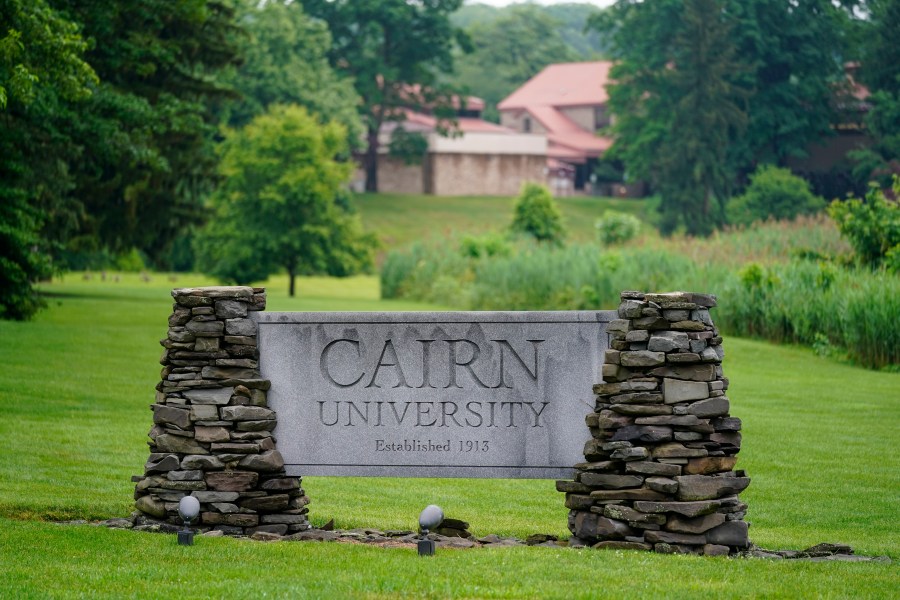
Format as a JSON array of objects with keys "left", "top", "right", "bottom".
[
  {"left": 178, "top": 496, "right": 200, "bottom": 523},
  {"left": 418, "top": 504, "right": 444, "bottom": 531}
]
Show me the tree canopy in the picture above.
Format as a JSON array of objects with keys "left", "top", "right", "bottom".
[
  {"left": 451, "top": 5, "right": 577, "bottom": 123},
  {"left": 596, "top": 0, "right": 748, "bottom": 235},
  {"left": 850, "top": 0, "right": 900, "bottom": 186},
  {"left": 221, "top": 0, "right": 360, "bottom": 139},
  {"left": 592, "top": 0, "right": 855, "bottom": 234},
  {"left": 299, "top": 0, "right": 469, "bottom": 192},
  {"left": 0, "top": 0, "right": 98, "bottom": 318},
  {"left": 195, "top": 104, "right": 375, "bottom": 297},
  {"left": 1, "top": 0, "right": 243, "bottom": 318}
]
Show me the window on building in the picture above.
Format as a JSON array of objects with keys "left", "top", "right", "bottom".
[
  {"left": 523, "top": 117, "right": 531, "bottom": 133},
  {"left": 594, "top": 106, "right": 610, "bottom": 130}
]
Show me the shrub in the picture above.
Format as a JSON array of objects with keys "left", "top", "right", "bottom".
[
  {"left": 728, "top": 165, "right": 826, "bottom": 226},
  {"left": 510, "top": 183, "right": 566, "bottom": 245},
  {"left": 827, "top": 177, "right": 900, "bottom": 270},
  {"left": 113, "top": 248, "right": 147, "bottom": 272},
  {"left": 459, "top": 232, "right": 512, "bottom": 259},
  {"left": 596, "top": 210, "right": 641, "bottom": 246}
]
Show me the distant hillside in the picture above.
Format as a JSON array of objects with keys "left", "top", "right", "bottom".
[
  {"left": 453, "top": 3, "right": 608, "bottom": 57},
  {"left": 450, "top": 3, "right": 610, "bottom": 121}
]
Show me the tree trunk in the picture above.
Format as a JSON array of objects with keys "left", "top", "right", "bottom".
[
  {"left": 288, "top": 267, "right": 296, "bottom": 297},
  {"left": 365, "top": 125, "right": 379, "bottom": 192}
]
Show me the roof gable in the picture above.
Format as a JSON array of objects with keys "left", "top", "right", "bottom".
[{"left": 498, "top": 61, "right": 613, "bottom": 110}]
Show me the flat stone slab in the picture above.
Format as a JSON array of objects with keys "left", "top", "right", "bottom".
[{"left": 258, "top": 311, "right": 615, "bottom": 478}]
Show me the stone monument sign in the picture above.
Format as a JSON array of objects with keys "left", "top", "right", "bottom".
[{"left": 257, "top": 311, "right": 615, "bottom": 478}]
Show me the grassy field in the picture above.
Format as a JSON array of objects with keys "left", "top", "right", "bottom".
[
  {"left": 0, "top": 274, "right": 897, "bottom": 597},
  {"left": 353, "top": 192, "right": 653, "bottom": 251}
]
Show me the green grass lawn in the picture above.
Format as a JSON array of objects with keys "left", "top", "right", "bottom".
[
  {"left": 353, "top": 192, "right": 653, "bottom": 251},
  {"left": 0, "top": 274, "right": 897, "bottom": 598}
]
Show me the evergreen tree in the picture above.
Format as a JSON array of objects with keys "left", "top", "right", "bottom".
[
  {"left": 49, "top": 0, "right": 243, "bottom": 266},
  {"left": 850, "top": 0, "right": 900, "bottom": 185},
  {"left": 0, "top": 0, "right": 97, "bottom": 318},
  {"left": 726, "top": 0, "right": 849, "bottom": 167},
  {"left": 597, "top": 0, "right": 748, "bottom": 235}
]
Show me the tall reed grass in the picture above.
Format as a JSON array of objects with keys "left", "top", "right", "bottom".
[
  {"left": 381, "top": 228, "right": 898, "bottom": 369},
  {"left": 639, "top": 214, "right": 851, "bottom": 267}
]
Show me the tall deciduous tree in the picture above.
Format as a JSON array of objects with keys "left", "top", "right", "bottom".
[
  {"left": 299, "top": 0, "right": 468, "bottom": 192},
  {"left": 195, "top": 105, "right": 376, "bottom": 297}
]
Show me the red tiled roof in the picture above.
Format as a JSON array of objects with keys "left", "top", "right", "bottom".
[
  {"left": 525, "top": 105, "right": 611, "bottom": 156},
  {"left": 498, "top": 61, "right": 612, "bottom": 110}
]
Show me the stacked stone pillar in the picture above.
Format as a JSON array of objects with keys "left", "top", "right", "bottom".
[
  {"left": 133, "top": 286, "right": 310, "bottom": 536},
  {"left": 560, "top": 291, "right": 750, "bottom": 555}
]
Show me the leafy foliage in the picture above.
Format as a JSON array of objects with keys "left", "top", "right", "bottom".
[
  {"left": 596, "top": 0, "right": 748, "bottom": 236},
  {"left": 849, "top": 91, "right": 900, "bottom": 187},
  {"left": 728, "top": 165, "right": 826, "bottom": 226},
  {"left": 0, "top": 0, "right": 96, "bottom": 107},
  {"left": 593, "top": 0, "right": 855, "bottom": 235},
  {"left": 195, "top": 105, "right": 376, "bottom": 296},
  {"left": 450, "top": 5, "right": 578, "bottom": 122},
  {"left": 0, "top": 0, "right": 98, "bottom": 319},
  {"left": 221, "top": 0, "right": 361, "bottom": 140},
  {"left": 725, "top": 0, "right": 850, "bottom": 167},
  {"left": 827, "top": 177, "right": 900, "bottom": 271},
  {"left": 858, "top": 0, "right": 900, "bottom": 98},
  {"left": 53, "top": 0, "right": 243, "bottom": 266},
  {"left": 388, "top": 127, "right": 429, "bottom": 166},
  {"left": 510, "top": 183, "right": 566, "bottom": 245},
  {"left": 459, "top": 233, "right": 513, "bottom": 260},
  {"left": 300, "top": 0, "right": 468, "bottom": 191},
  {"left": 596, "top": 211, "right": 641, "bottom": 246}
]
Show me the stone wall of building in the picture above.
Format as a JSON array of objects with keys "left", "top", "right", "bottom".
[
  {"left": 376, "top": 156, "right": 426, "bottom": 195},
  {"left": 429, "top": 153, "right": 546, "bottom": 196},
  {"left": 133, "top": 286, "right": 310, "bottom": 536},
  {"left": 559, "top": 291, "right": 751, "bottom": 555}
]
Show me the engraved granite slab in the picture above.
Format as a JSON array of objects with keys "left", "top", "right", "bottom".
[{"left": 257, "top": 311, "right": 615, "bottom": 479}]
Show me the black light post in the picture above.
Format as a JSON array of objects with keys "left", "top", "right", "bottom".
[{"left": 417, "top": 504, "right": 443, "bottom": 557}]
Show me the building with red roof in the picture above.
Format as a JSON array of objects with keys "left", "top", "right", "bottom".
[
  {"left": 499, "top": 61, "right": 615, "bottom": 192},
  {"left": 360, "top": 94, "right": 547, "bottom": 196}
]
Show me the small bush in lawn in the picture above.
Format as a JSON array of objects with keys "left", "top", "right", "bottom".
[
  {"left": 728, "top": 165, "right": 826, "bottom": 226},
  {"left": 596, "top": 210, "right": 641, "bottom": 246},
  {"left": 827, "top": 177, "right": 900, "bottom": 270},
  {"left": 510, "top": 183, "right": 566, "bottom": 245}
]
